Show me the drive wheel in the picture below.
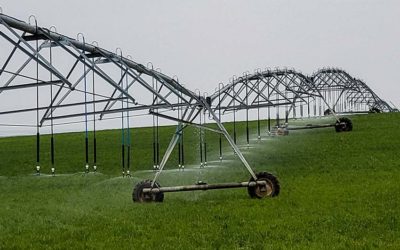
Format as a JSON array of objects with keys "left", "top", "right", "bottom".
[
  {"left": 248, "top": 172, "right": 280, "bottom": 198},
  {"left": 132, "top": 180, "right": 164, "bottom": 203},
  {"left": 335, "top": 117, "right": 353, "bottom": 132}
]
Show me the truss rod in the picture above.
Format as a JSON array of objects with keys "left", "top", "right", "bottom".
[
  {"left": 0, "top": 80, "right": 62, "bottom": 91},
  {"left": 0, "top": 97, "right": 128, "bottom": 116}
]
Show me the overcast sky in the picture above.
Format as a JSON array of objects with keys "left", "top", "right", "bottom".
[{"left": 0, "top": 0, "right": 399, "bottom": 135}]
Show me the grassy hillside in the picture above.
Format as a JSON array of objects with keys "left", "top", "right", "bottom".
[{"left": 0, "top": 113, "right": 399, "bottom": 249}]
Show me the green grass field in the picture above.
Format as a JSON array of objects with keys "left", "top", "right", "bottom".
[{"left": 0, "top": 113, "right": 399, "bottom": 249}]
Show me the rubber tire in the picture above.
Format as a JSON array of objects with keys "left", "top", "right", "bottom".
[
  {"left": 335, "top": 117, "right": 353, "bottom": 132},
  {"left": 132, "top": 180, "right": 164, "bottom": 203},
  {"left": 248, "top": 172, "right": 280, "bottom": 198}
]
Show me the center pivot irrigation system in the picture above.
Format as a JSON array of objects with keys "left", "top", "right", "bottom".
[
  {"left": 210, "top": 68, "right": 394, "bottom": 141},
  {"left": 0, "top": 12, "right": 395, "bottom": 203},
  {"left": 0, "top": 13, "right": 279, "bottom": 202}
]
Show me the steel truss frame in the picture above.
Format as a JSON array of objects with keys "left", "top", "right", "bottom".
[
  {"left": 210, "top": 69, "right": 321, "bottom": 118},
  {"left": 210, "top": 68, "right": 394, "bottom": 122},
  {"left": 312, "top": 68, "right": 393, "bottom": 113},
  {"left": 0, "top": 13, "right": 258, "bottom": 183}
]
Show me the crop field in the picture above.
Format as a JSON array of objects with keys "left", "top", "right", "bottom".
[{"left": 0, "top": 113, "right": 399, "bottom": 249}]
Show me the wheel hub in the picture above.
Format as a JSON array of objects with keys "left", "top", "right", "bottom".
[
  {"left": 255, "top": 179, "right": 273, "bottom": 197},
  {"left": 247, "top": 172, "right": 280, "bottom": 198}
]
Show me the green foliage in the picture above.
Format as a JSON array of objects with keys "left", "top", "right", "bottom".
[{"left": 0, "top": 113, "right": 399, "bottom": 249}]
